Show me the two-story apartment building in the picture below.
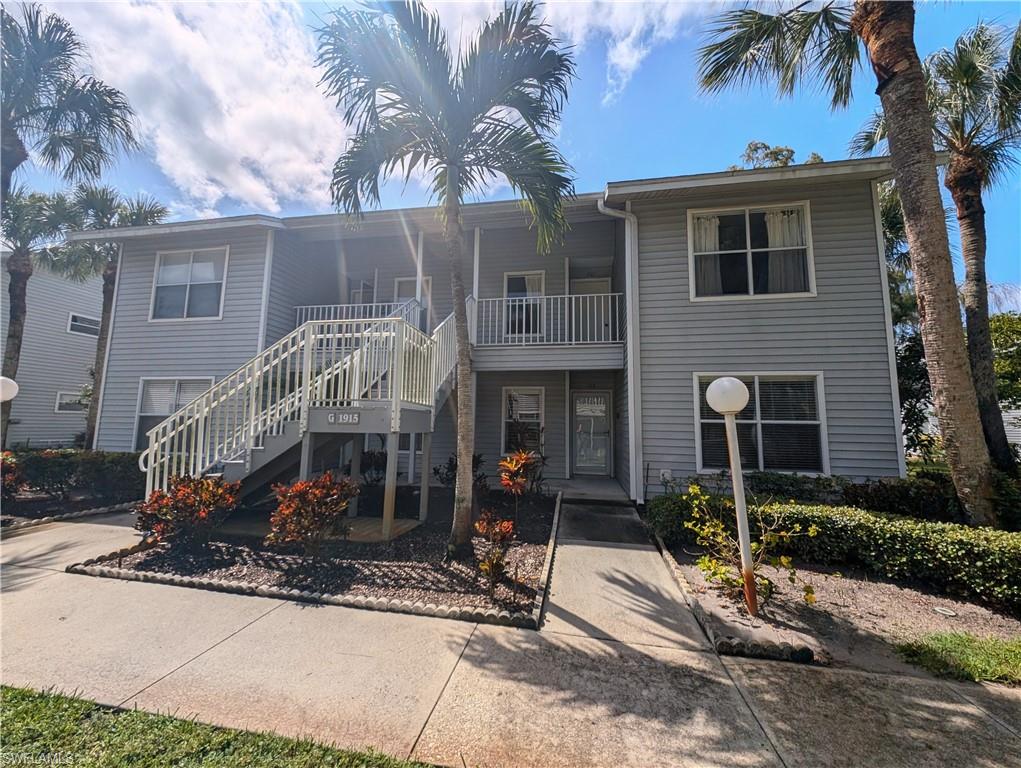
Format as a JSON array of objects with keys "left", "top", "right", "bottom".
[
  {"left": 72, "top": 157, "right": 904, "bottom": 532},
  {"left": 1, "top": 254, "right": 102, "bottom": 447}
]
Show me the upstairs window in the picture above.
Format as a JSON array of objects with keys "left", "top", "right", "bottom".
[
  {"left": 503, "top": 387, "right": 544, "bottom": 454},
  {"left": 690, "top": 204, "right": 814, "bottom": 299},
  {"left": 67, "top": 313, "right": 100, "bottom": 337},
  {"left": 696, "top": 374, "right": 828, "bottom": 474},
  {"left": 54, "top": 391, "right": 86, "bottom": 413},
  {"left": 151, "top": 248, "right": 228, "bottom": 320}
]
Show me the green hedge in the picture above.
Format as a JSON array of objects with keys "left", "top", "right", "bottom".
[
  {"left": 12, "top": 449, "right": 143, "bottom": 503},
  {"left": 646, "top": 492, "right": 1021, "bottom": 615}
]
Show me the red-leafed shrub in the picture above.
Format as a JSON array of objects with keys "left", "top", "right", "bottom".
[
  {"left": 2, "top": 451, "right": 24, "bottom": 504},
  {"left": 135, "top": 475, "right": 240, "bottom": 548},
  {"left": 266, "top": 472, "right": 359, "bottom": 557},
  {"left": 474, "top": 509, "right": 516, "bottom": 594}
]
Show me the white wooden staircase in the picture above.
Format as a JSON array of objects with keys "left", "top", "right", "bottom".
[{"left": 139, "top": 300, "right": 459, "bottom": 497}]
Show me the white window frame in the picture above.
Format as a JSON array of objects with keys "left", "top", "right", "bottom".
[
  {"left": 54, "top": 391, "right": 86, "bottom": 414},
  {"left": 692, "top": 371, "right": 830, "bottom": 476},
  {"left": 686, "top": 201, "right": 817, "bottom": 302},
  {"left": 501, "top": 386, "right": 545, "bottom": 455},
  {"left": 503, "top": 270, "right": 546, "bottom": 338},
  {"left": 393, "top": 275, "right": 432, "bottom": 303},
  {"left": 148, "top": 246, "right": 230, "bottom": 322},
  {"left": 132, "top": 376, "right": 215, "bottom": 451},
  {"left": 66, "top": 312, "right": 101, "bottom": 337}
]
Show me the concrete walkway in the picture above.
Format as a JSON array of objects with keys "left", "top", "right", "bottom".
[{"left": 2, "top": 511, "right": 1019, "bottom": 767}]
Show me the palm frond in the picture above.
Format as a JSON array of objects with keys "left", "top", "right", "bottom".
[
  {"left": 456, "top": 1, "right": 575, "bottom": 135},
  {"left": 698, "top": 2, "right": 860, "bottom": 110},
  {"left": 995, "top": 21, "right": 1021, "bottom": 133},
  {"left": 459, "top": 121, "right": 574, "bottom": 252},
  {"left": 849, "top": 109, "right": 886, "bottom": 156},
  {"left": 118, "top": 194, "right": 168, "bottom": 227}
]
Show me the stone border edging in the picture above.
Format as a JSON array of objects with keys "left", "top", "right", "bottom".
[
  {"left": 651, "top": 530, "right": 815, "bottom": 664},
  {"left": 65, "top": 495, "right": 564, "bottom": 631},
  {"left": 4, "top": 501, "right": 138, "bottom": 532}
]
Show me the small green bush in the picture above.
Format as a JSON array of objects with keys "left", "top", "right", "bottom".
[
  {"left": 74, "top": 451, "right": 144, "bottom": 502},
  {"left": 841, "top": 476, "right": 962, "bottom": 523},
  {"left": 17, "top": 449, "right": 78, "bottom": 499},
  {"left": 646, "top": 491, "right": 1021, "bottom": 615}
]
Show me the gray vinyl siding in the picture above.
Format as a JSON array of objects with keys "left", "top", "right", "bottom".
[
  {"left": 614, "top": 367, "right": 630, "bottom": 492},
  {"left": 0, "top": 265, "right": 101, "bottom": 447},
  {"left": 475, "top": 371, "right": 568, "bottom": 479},
  {"left": 265, "top": 232, "right": 338, "bottom": 343},
  {"left": 633, "top": 178, "right": 900, "bottom": 496},
  {"left": 473, "top": 344, "right": 623, "bottom": 370},
  {"left": 1005, "top": 410, "right": 1021, "bottom": 446},
  {"left": 95, "top": 227, "right": 271, "bottom": 451}
]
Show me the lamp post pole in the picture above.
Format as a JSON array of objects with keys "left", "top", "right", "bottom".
[{"left": 706, "top": 376, "right": 758, "bottom": 616}]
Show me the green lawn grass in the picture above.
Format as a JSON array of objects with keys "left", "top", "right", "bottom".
[
  {"left": 0, "top": 686, "right": 431, "bottom": 767},
  {"left": 897, "top": 633, "right": 1021, "bottom": 684}
]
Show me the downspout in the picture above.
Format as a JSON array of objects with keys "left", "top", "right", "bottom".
[{"left": 597, "top": 199, "right": 645, "bottom": 504}]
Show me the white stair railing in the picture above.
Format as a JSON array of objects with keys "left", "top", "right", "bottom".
[{"left": 141, "top": 302, "right": 421, "bottom": 494}]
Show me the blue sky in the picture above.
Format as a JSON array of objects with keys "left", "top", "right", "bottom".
[{"left": 23, "top": 1, "right": 1021, "bottom": 287}]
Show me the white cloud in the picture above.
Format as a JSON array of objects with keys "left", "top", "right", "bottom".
[
  {"left": 45, "top": 0, "right": 709, "bottom": 216},
  {"left": 50, "top": 0, "right": 347, "bottom": 216}
]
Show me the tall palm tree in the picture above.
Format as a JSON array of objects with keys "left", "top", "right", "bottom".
[
  {"left": 1, "top": 3, "right": 136, "bottom": 206},
  {"left": 43, "top": 184, "right": 168, "bottom": 447},
  {"left": 316, "top": 0, "right": 575, "bottom": 555},
  {"left": 698, "top": 1, "right": 998, "bottom": 525},
  {"left": 851, "top": 22, "right": 1021, "bottom": 473},
  {"left": 1, "top": 188, "right": 68, "bottom": 445}
]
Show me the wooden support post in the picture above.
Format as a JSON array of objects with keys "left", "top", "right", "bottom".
[
  {"left": 382, "top": 431, "right": 399, "bottom": 540},
  {"left": 348, "top": 433, "right": 364, "bottom": 517},
  {"left": 419, "top": 432, "right": 432, "bottom": 521},
  {"left": 299, "top": 431, "right": 314, "bottom": 480}
]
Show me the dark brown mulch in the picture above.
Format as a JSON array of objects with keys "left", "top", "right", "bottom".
[
  {"left": 670, "top": 544, "right": 1020, "bottom": 674},
  {"left": 120, "top": 492, "right": 556, "bottom": 612},
  {"left": 1, "top": 493, "right": 116, "bottom": 527}
]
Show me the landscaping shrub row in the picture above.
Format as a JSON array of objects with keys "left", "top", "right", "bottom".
[
  {"left": 4, "top": 449, "right": 143, "bottom": 503},
  {"left": 646, "top": 490, "right": 1021, "bottom": 616},
  {"left": 699, "top": 469, "right": 1019, "bottom": 530}
]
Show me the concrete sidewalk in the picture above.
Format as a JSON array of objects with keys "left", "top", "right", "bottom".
[{"left": 2, "top": 511, "right": 1019, "bottom": 767}]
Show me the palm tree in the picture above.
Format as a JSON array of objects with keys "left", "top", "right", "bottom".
[
  {"left": 43, "top": 185, "right": 168, "bottom": 447},
  {"left": 698, "top": 1, "right": 998, "bottom": 525},
  {"left": 1, "top": 188, "right": 68, "bottom": 445},
  {"left": 851, "top": 22, "right": 1021, "bottom": 473},
  {"left": 316, "top": 0, "right": 575, "bottom": 555},
  {"left": 1, "top": 3, "right": 136, "bottom": 206}
]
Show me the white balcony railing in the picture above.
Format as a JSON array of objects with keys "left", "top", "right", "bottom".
[
  {"left": 474, "top": 293, "right": 624, "bottom": 346},
  {"left": 295, "top": 302, "right": 408, "bottom": 325}
]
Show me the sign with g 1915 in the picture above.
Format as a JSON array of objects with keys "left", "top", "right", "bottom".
[{"left": 327, "top": 411, "right": 360, "bottom": 425}]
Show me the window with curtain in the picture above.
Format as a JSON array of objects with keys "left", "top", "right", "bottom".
[
  {"left": 504, "top": 272, "right": 545, "bottom": 337},
  {"left": 504, "top": 387, "right": 544, "bottom": 453},
  {"left": 691, "top": 205, "right": 811, "bottom": 298},
  {"left": 135, "top": 378, "right": 213, "bottom": 450},
  {"left": 151, "top": 248, "right": 228, "bottom": 319},
  {"left": 697, "top": 375, "right": 824, "bottom": 473}
]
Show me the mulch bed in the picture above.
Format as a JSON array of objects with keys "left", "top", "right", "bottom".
[
  {"left": 1, "top": 493, "right": 116, "bottom": 527},
  {"left": 119, "top": 492, "right": 555, "bottom": 613},
  {"left": 669, "top": 544, "right": 1021, "bottom": 675}
]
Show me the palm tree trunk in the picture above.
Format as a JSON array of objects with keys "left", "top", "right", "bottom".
[
  {"left": 852, "top": 1, "right": 997, "bottom": 525},
  {"left": 945, "top": 159, "right": 1015, "bottom": 473},
  {"left": 85, "top": 257, "right": 118, "bottom": 448},
  {"left": 1, "top": 126, "right": 28, "bottom": 209},
  {"left": 2, "top": 248, "right": 33, "bottom": 448},
  {"left": 443, "top": 166, "right": 476, "bottom": 558}
]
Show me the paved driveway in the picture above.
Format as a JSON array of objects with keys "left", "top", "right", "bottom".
[{"left": 2, "top": 509, "right": 1018, "bottom": 767}]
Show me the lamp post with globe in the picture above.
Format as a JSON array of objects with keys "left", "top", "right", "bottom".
[{"left": 705, "top": 376, "right": 758, "bottom": 616}]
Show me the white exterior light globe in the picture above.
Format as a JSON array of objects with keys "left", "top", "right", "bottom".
[
  {"left": 706, "top": 376, "right": 749, "bottom": 416},
  {"left": 0, "top": 376, "right": 18, "bottom": 403}
]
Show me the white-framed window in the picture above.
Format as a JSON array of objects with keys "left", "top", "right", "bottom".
[
  {"left": 688, "top": 202, "right": 815, "bottom": 300},
  {"left": 504, "top": 271, "right": 545, "bottom": 337},
  {"left": 393, "top": 276, "right": 432, "bottom": 304},
  {"left": 54, "top": 391, "right": 86, "bottom": 413},
  {"left": 150, "top": 247, "right": 228, "bottom": 320},
  {"left": 134, "top": 377, "right": 214, "bottom": 450},
  {"left": 399, "top": 433, "right": 424, "bottom": 453},
  {"left": 502, "top": 387, "right": 544, "bottom": 454},
  {"left": 694, "top": 373, "right": 829, "bottom": 474},
  {"left": 66, "top": 312, "right": 100, "bottom": 337}
]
